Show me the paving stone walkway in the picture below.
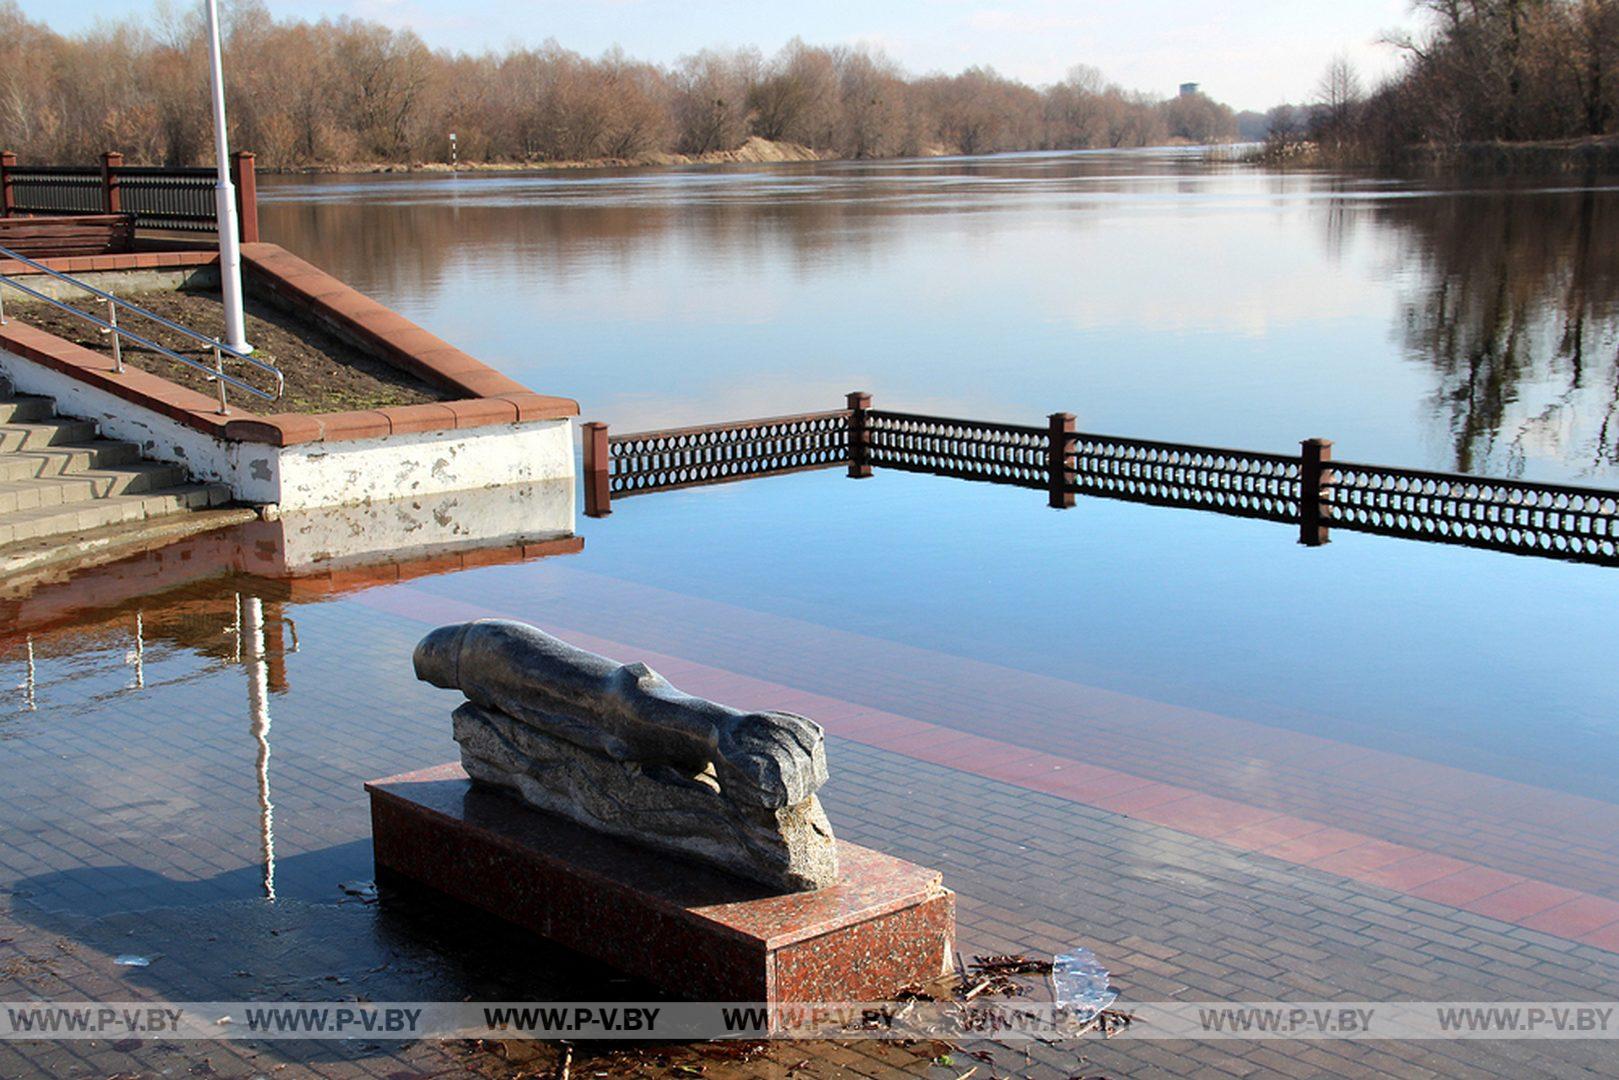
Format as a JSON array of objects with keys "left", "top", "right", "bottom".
[{"left": 3, "top": 560, "right": 1618, "bottom": 1077}]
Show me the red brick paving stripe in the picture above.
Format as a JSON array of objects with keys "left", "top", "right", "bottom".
[
  {"left": 1406, "top": 863, "right": 1524, "bottom": 906},
  {"left": 1519, "top": 895, "right": 1619, "bottom": 937},
  {"left": 349, "top": 584, "right": 1619, "bottom": 953},
  {"left": 1466, "top": 881, "right": 1589, "bottom": 923}
]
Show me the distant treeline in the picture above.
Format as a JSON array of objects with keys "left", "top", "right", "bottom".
[
  {"left": 0, "top": 0, "right": 1242, "bottom": 169},
  {"left": 1263, "top": 0, "right": 1619, "bottom": 164}
]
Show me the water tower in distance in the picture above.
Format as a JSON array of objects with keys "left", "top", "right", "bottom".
[{"left": 1179, "top": 82, "right": 1201, "bottom": 97}]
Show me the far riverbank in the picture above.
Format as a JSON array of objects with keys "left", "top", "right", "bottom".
[
  {"left": 264, "top": 137, "right": 831, "bottom": 175},
  {"left": 262, "top": 136, "right": 1235, "bottom": 176},
  {"left": 1246, "top": 135, "right": 1619, "bottom": 174}
]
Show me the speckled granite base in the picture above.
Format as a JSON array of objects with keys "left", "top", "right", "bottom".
[{"left": 366, "top": 763, "right": 955, "bottom": 1003}]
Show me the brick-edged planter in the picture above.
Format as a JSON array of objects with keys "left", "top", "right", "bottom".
[{"left": 0, "top": 244, "right": 578, "bottom": 511}]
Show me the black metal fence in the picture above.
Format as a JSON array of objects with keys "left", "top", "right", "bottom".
[
  {"left": 599, "top": 410, "right": 850, "bottom": 497},
  {"left": 1327, "top": 460, "right": 1618, "bottom": 561},
  {"left": 2, "top": 166, "right": 104, "bottom": 214},
  {"left": 582, "top": 393, "right": 1619, "bottom": 566},
  {"left": 109, "top": 167, "right": 219, "bottom": 231},
  {"left": 0, "top": 152, "right": 259, "bottom": 241}
]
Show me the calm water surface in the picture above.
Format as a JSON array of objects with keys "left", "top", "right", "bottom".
[
  {"left": 263, "top": 149, "right": 1619, "bottom": 483},
  {"left": 2, "top": 153, "right": 1618, "bottom": 1072}
]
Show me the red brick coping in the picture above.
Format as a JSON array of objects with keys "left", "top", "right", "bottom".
[{"left": 0, "top": 244, "right": 577, "bottom": 446}]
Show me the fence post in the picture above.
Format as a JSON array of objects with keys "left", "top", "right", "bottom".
[
  {"left": 1299, "top": 437, "right": 1333, "bottom": 546},
  {"left": 232, "top": 151, "right": 259, "bottom": 243},
  {"left": 0, "top": 152, "right": 14, "bottom": 217},
  {"left": 846, "top": 391, "right": 872, "bottom": 478},
  {"left": 582, "top": 421, "right": 612, "bottom": 518},
  {"left": 1047, "top": 412, "right": 1075, "bottom": 508},
  {"left": 100, "top": 151, "right": 123, "bottom": 214}
]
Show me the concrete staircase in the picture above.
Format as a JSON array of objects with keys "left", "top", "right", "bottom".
[{"left": 0, "top": 377, "right": 232, "bottom": 549}]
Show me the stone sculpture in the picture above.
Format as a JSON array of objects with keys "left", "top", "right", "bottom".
[{"left": 413, "top": 619, "right": 839, "bottom": 892}]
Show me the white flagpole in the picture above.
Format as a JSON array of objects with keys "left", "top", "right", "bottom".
[{"left": 205, "top": 0, "right": 251, "bottom": 354}]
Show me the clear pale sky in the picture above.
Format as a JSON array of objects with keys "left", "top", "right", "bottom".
[{"left": 18, "top": 0, "right": 1418, "bottom": 113}]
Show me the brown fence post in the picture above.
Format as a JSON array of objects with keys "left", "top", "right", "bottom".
[
  {"left": 232, "top": 151, "right": 259, "bottom": 243},
  {"left": 100, "top": 151, "right": 123, "bottom": 213},
  {"left": 582, "top": 421, "right": 612, "bottom": 518},
  {"left": 1047, "top": 412, "right": 1075, "bottom": 508},
  {"left": 0, "top": 152, "right": 14, "bottom": 217},
  {"left": 1299, "top": 437, "right": 1333, "bottom": 546},
  {"left": 846, "top": 391, "right": 872, "bottom": 478}
]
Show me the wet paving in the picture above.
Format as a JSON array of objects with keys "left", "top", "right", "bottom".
[{"left": 3, "top": 469, "right": 1619, "bottom": 1077}]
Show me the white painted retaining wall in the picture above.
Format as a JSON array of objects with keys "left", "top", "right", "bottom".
[
  {"left": 265, "top": 479, "right": 575, "bottom": 569},
  {"left": 0, "top": 348, "right": 576, "bottom": 511}
]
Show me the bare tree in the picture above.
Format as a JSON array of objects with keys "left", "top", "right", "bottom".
[
  {"left": 332, "top": 20, "right": 431, "bottom": 159},
  {"left": 748, "top": 39, "right": 838, "bottom": 145},
  {"left": 0, "top": 3, "right": 1320, "bottom": 168},
  {"left": 1043, "top": 65, "right": 1107, "bottom": 148},
  {"left": 672, "top": 48, "right": 758, "bottom": 154}
]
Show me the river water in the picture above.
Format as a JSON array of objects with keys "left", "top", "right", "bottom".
[
  {"left": 245, "top": 148, "right": 1619, "bottom": 800},
  {"left": 3, "top": 150, "right": 1618, "bottom": 1079},
  {"left": 261, "top": 148, "right": 1619, "bottom": 484}
]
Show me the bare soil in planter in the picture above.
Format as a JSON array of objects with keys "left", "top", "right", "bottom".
[{"left": 13, "top": 288, "right": 445, "bottom": 414}]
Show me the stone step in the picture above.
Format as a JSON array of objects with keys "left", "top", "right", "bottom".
[
  {"left": 0, "top": 482, "right": 233, "bottom": 547},
  {"left": 0, "top": 395, "right": 55, "bottom": 424},
  {"left": 0, "top": 462, "right": 191, "bottom": 514},
  {"left": 0, "top": 418, "right": 100, "bottom": 453},
  {"left": 0, "top": 440, "right": 142, "bottom": 482}
]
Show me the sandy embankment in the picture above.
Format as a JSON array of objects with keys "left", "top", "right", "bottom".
[{"left": 297, "top": 137, "right": 828, "bottom": 175}]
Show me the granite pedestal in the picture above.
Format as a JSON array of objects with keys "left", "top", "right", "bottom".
[{"left": 367, "top": 763, "right": 956, "bottom": 1003}]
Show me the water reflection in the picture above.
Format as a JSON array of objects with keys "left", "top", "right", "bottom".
[
  {"left": 262, "top": 152, "right": 1619, "bottom": 483},
  {"left": 6, "top": 595, "right": 300, "bottom": 712},
  {"left": 128, "top": 613, "right": 144, "bottom": 690},
  {"left": 21, "top": 635, "right": 35, "bottom": 711},
  {"left": 1370, "top": 185, "right": 1619, "bottom": 479},
  {"left": 245, "top": 596, "right": 276, "bottom": 901}
]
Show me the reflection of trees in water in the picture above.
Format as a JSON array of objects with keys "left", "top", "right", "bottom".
[
  {"left": 265, "top": 176, "right": 908, "bottom": 299},
  {"left": 1370, "top": 185, "right": 1619, "bottom": 478},
  {"left": 258, "top": 158, "right": 1137, "bottom": 301}
]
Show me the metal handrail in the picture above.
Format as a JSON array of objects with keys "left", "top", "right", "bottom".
[{"left": 0, "top": 242, "right": 282, "bottom": 412}]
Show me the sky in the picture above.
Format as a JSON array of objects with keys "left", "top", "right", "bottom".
[{"left": 17, "top": 0, "right": 1419, "bottom": 113}]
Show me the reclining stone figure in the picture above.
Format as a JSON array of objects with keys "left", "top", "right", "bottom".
[{"left": 414, "top": 619, "right": 838, "bottom": 892}]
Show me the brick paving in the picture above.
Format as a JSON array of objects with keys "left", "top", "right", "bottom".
[{"left": 1, "top": 546, "right": 1619, "bottom": 1077}]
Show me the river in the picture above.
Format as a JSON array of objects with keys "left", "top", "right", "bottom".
[{"left": 260, "top": 148, "right": 1619, "bottom": 484}]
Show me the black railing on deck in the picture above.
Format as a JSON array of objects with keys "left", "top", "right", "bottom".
[
  {"left": 581, "top": 393, "right": 1619, "bottom": 566},
  {"left": 109, "top": 167, "right": 218, "bottom": 231},
  {"left": 0, "top": 152, "right": 259, "bottom": 241},
  {"left": 3, "top": 166, "right": 104, "bottom": 214}
]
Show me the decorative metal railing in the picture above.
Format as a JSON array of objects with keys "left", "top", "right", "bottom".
[
  {"left": 581, "top": 393, "right": 1619, "bottom": 567},
  {"left": 0, "top": 152, "right": 259, "bottom": 241},
  {"left": 583, "top": 410, "right": 850, "bottom": 511},
  {"left": 1067, "top": 433, "right": 1302, "bottom": 524},
  {"left": 865, "top": 410, "right": 1050, "bottom": 489},
  {"left": 107, "top": 167, "right": 219, "bottom": 231},
  {"left": 1326, "top": 461, "right": 1618, "bottom": 562},
  {"left": 3, "top": 166, "right": 103, "bottom": 214}
]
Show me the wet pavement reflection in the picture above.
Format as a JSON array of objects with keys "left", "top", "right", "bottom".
[{"left": 2, "top": 468, "right": 1619, "bottom": 1077}]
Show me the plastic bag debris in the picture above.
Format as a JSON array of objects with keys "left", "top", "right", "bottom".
[{"left": 1051, "top": 948, "right": 1117, "bottom": 1020}]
